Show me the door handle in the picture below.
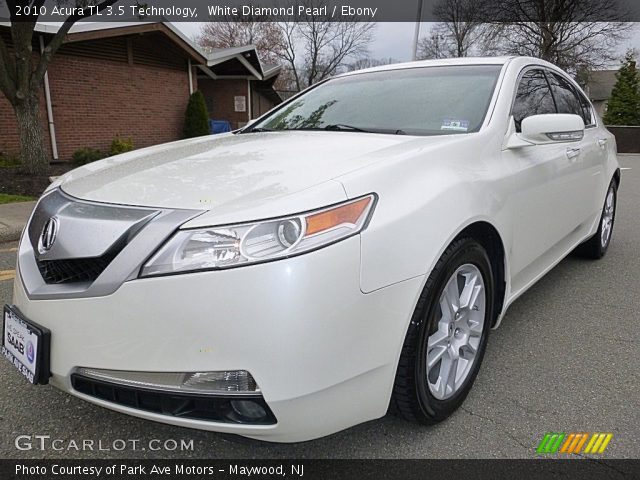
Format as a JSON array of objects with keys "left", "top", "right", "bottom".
[
  {"left": 597, "top": 138, "right": 608, "bottom": 148},
  {"left": 566, "top": 147, "right": 581, "bottom": 160}
]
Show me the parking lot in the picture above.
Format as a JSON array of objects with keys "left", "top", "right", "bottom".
[{"left": 0, "top": 155, "right": 638, "bottom": 459}]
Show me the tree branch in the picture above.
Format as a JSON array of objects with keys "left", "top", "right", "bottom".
[{"left": 31, "top": 0, "right": 119, "bottom": 85}]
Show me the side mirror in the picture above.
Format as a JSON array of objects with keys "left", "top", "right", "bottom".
[{"left": 520, "top": 114, "right": 585, "bottom": 144}]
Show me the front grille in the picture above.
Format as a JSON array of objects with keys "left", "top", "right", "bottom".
[
  {"left": 71, "top": 375, "right": 277, "bottom": 425},
  {"left": 36, "top": 244, "right": 122, "bottom": 284}
]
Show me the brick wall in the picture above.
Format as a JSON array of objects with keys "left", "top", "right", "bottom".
[
  {"left": 47, "top": 54, "right": 191, "bottom": 160},
  {"left": 199, "top": 79, "right": 250, "bottom": 129},
  {"left": 0, "top": 94, "right": 23, "bottom": 158},
  {"left": 0, "top": 42, "right": 194, "bottom": 161}
]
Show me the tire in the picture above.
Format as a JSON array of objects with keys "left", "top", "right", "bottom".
[
  {"left": 392, "top": 237, "right": 494, "bottom": 424},
  {"left": 574, "top": 180, "right": 617, "bottom": 260}
]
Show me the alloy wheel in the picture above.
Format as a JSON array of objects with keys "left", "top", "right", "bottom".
[
  {"left": 426, "top": 264, "right": 486, "bottom": 400},
  {"left": 601, "top": 187, "right": 615, "bottom": 248}
]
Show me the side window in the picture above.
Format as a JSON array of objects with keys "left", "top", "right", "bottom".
[
  {"left": 547, "top": 72, "right": 589, "bottom": 124},
  {"left": 577, "top": 90, "right": 596, "bottom": 127},
  {"left": 512, "top": 69, "right": 556, "bottom": 132}
]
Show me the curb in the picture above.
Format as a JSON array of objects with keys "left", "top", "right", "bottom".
[
  {"left": 0, "top": 200, "right": 36, "bottom": 244},
  {"left": 0, "top": 224, "right": 23, "bottom": 243}
]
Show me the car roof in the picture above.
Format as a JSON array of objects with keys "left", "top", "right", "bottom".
[{"left": 336, "top": 56, "right": 550, "bottom": 77}]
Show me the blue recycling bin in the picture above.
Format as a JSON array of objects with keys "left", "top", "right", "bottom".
[{"left": 209, "top": 119, "right": 232, "bottom": 134}]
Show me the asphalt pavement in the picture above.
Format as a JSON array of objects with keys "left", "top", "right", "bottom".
[{"left": 0, "top": 156, "right": 638, "bottom": 459}]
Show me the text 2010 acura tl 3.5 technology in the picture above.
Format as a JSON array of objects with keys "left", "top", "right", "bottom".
[{"left": 3, "top": 57, "right": 619, "bottom": 442}]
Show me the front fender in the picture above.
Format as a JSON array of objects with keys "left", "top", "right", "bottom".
[{"left": 338, "top": 147, "right": 510, "bottom": 294}]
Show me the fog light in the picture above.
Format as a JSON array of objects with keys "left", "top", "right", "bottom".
[
  {"left": 230, "top": 400, "right": 268, "bottom": 421},
  {"left": 74, "top": 368, "right": 259, "bottom": 395}
]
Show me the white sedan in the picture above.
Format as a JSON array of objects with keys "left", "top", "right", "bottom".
[{"left": 4, "top": 57, "right": 619, "bottom": 442}]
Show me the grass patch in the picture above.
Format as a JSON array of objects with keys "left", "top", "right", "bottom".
[
  {"left": 0, "top": 193, "right": 36, "bottom": 204},
  {"left": 0, "top": 155, "right": 22, "bottom": 168}
]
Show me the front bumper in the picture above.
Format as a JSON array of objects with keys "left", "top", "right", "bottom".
[{"left": 13, "top": 236, "right": 423, "bottom": 442}]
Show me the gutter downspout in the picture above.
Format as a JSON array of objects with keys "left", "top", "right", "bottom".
[
  {"left": 188, "top": 58, "right": 194, "bottom": 95},
  {"left": 39, "top": 35, "right": 59, "bottom": 161},
  {"left": 247, "top": 78, "right": 252, "bottom": 121}
]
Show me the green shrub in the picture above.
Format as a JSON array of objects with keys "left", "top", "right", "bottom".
[
  {"left": 0, "top": 152, "right": 22, "bottom": 168},
  {"left": 72, "top": 147, "right": 106, "bottom": 165},
  {"left": 183, "top": 90, "right": 210, "bottom": 138},
  {"left": 603, "top": 51, "right": 640, "bottom": 126},
  {"left": 109, "top": 136, "right": 134, "bottom": 156}
]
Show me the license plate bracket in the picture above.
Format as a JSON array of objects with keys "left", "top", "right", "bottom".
[{"left": 2, "top": 305, "right": 51, "bottom": 385}]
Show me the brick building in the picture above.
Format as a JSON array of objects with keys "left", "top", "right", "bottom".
[
  {"left": 0, "top": 22, "right": 282, "bottom": 162},
  {"left": 197, "top": 45, "right": 282, "bottom": 130}
]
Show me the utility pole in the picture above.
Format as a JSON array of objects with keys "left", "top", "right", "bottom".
[{"left": 411, "top": 0, "right": 424, "bottom": 61}]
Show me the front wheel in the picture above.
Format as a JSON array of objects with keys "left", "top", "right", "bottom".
[
  {"left": 574, "top": 180, "right": 617, "bottom": 259},
  {"left": 392, "top": 238, "right": 494, "bottom": 424}
]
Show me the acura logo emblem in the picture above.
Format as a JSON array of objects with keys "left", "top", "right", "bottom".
[{"left": 38, "top": 217, "right": 59, "bottom": 254}]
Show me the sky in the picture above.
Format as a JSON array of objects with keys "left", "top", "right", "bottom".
[{"left": 176, "top": 22, "right": 640, "bottom": 67}]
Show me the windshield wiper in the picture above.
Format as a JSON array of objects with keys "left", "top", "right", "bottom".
[
  {"left": 324, "top": 124, "right": 369, "bottom": 132},
  {"left": 324, "top": 124, "right": 406, "bottom": 135},
  {"left": 244, "top": 125, "right": 406, "bottom": 135},
  {"left": 243, "top": 127, "right": 273, "bottom": 133}
]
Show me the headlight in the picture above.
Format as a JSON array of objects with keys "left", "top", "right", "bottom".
[{"left": 140, "top": 194, "right": 376, "bottom": 277}]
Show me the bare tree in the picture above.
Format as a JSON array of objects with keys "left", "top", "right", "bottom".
[
  {"left": 198, "top": 18, "right": 298, "bottom": 92},
  {"left": 417, "top": 0, "right": 488, "bottom": 59},
  {"left": 434, "top": 0, "right": 484, "bottom": 57},
  {"left": 417, "top": 25, "right": 457, "bottom": 59},
  {"left": 199, "top": 8, "right": 374, "bottom": 93},
  {"left": 343, "top": 57, "right": 400, "bottom": 72},
  {"left": 482, "top": 0, "right": 633, "bottom": 74},
  {"left": 198, "top": 18, "right": 285, "bottom": 66},
  {"left": 274, "top": 3, "right": 375, "bottom": 91},
  {"left": 0, "top": 1, "right": 118, "bottom": 174},
  {"left": 420, "top": 0, "right": 632, "bottom": 73},
  {"left": 273, "top": 20, "right": 302, "bottom": 91}
]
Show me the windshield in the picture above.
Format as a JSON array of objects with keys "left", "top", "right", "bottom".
[{"left": 250, "top": 65, "right": 503, "bottom": 136}]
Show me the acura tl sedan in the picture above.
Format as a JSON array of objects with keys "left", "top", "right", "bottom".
[{"left": 3, "top": 57, "right": 619, "bottom": 443}]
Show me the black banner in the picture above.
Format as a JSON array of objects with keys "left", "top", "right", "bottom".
[
  {"left": 2, "top": 0, "right": 640, "bottom": 23},
  {"left": 1, "top": 459, "right": 639, "bottom": 480}
]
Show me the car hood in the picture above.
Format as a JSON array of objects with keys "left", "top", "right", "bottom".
[{"left": 57, "top": 131, "right": 460, "bottom": 223}]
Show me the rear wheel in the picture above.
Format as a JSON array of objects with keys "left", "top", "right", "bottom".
[
  {"left": 574, "top": 180, "right": 617, "bottom": 259},
  {"left": 392, "top": 238, "right": 494, "bottom": 424}
]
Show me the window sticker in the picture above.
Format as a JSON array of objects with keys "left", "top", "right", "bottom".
[{"left": 441, "top": 119, "right": 470, "bottom": 131}]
